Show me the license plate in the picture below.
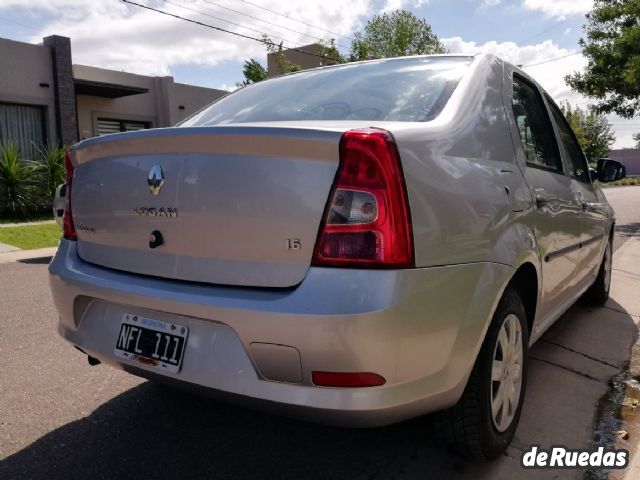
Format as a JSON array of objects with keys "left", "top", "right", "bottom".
[{"left": 114, "top": 313, "right": 188, "bottom": 373}]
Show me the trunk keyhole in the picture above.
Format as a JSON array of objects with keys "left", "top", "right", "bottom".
[{"left": 149, "top": 230, "right": 164, "bottom": 249}]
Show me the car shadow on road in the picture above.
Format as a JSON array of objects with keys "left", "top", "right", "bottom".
[
  {"left": 1, "top": 301, "right": 637, "bottom": 480},
  {"left": 0, "top": 379, "right": 468, "bottom": 480},
  {"left": 16, "top": 256, "right": 53, "bottom": 265}
]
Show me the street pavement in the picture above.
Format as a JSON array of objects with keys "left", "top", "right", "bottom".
[
  {"left": 605, "top": 186, "right": 640, "bottom": 252},
  {"left": 0, "top": 186, "right": 639, "bottom": 480}
]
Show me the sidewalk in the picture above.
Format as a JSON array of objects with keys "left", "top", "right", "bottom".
[
  {"left": 0, "top": 241, "right": 20, "bottom": 253},
  {"left": 0, "top": 220, "right": 56, "bottom": 228},
  {"left": 614, "top": 232, "right": 640, "bottom": 480},
  {"left": 0, "top": 246, "right": 58, "bottom": 264}
]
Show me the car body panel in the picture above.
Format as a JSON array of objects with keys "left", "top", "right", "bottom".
[{"left": 51, "top": 239, "right": 515, "bottom": 425}]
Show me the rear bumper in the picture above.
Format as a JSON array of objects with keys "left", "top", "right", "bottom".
[{"left": 49, "top": 239, "right": 514, "bottom": 426}]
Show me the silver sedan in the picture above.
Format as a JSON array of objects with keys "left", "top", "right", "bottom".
[{"left": 49, "top": 54, "right": 624, "bottom": 461}]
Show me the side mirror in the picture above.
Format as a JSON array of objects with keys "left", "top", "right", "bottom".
[{"left": 596, "top": 158, "right": 626, "bottom": 183}]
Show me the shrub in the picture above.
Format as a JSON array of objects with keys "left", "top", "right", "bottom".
[
  {"left": 34, "top": 143, "right": 65, "bottom": 205},
  {"left": 600, "top": 176, "right": 640, "bottom": 187},
  {"left": 0, "top": 144, "right": 39, "bottom": 215}
]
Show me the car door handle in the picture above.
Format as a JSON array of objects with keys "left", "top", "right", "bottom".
[
  {"left": 535, "top": 191, "right": 549, "bottom": 208},
  {"left": 585, "top": 202, "right": 605, "bottom": 213}
]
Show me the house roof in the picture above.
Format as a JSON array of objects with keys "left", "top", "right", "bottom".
[{"left": 73, "top": 79, "right": 149, "bottom": 98}]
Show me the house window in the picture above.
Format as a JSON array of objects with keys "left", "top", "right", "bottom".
[
  {"left": 0, "top": 102, "right": 46, "bottom": 160},
  {"left": 96, "top": 118, "right": 150, "bottom": 136}
]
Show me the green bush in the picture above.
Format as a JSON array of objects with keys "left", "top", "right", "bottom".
[
  {"left": 0, "top": 144, "right": 39, "bottom": 215},
  {"left": 0, "top": 142, "right": 66, "bottom": 217},
  {"left": 34, "top": 143, "right": 65, "bottom": 205},
  {"left": 600, "top": 176, "right": 640, "bottom": 187}
]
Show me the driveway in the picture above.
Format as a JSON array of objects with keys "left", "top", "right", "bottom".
[{"left": 1, "top": 186, "right": 639, "bottom": 480}]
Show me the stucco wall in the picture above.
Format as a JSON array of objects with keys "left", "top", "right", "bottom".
[
  {"left": 267, "top": 43, "right": 339, "bottom": 77},
  {"left": 74, "top": 65, "right": 161, "bottom": 140},
  {"left": 0, "top": 38, "right": 58, "bottom": 146},
  {"left": 74, "top": 65, "right": 227, "bottom": 139},
  {"left": 168, "top": 82, "right": 227, "bottom": 125},
  {"left": 1, "top": 37, "right": 229, "bottom": 144}
]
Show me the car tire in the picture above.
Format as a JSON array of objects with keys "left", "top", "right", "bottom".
[
  {"left": 433, "top": 287, "right": 529, "bottom": 461},
  {"left": 586, "top": 237, "right": 612, "bottom": 306}
]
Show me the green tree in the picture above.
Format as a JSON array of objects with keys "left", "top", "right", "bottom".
[
  {"left": 240, "top": 58, "right": 268, "bottom": 86},
  {"left": 349, "top": 10, "right": 446, "bottom": 61},
  {"left": 560, "top": 101, "right": 616, "bottom": 163},
  {"left": 566, "top": 0, "right": 640, "bottom": 118},
  {"left": 633, "top": 132, "right": 640, "bottom": 148}
]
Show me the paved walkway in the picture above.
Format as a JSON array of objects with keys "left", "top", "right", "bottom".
[
  {"left": 0, "top": 242, "right": 20, "bottom": 253},
  {"left": 0, "top": 220, "right": 56, "bottom": 228},
  {"left": 0, "top": 246, "right": 58, "bottom": 263}
]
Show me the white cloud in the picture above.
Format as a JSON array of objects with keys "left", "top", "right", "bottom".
[
  {"left": 480, "top": 0, "right": 501, "bottom": 9},
  {"left": 443, "top": 36, "right": 576, "bottom": 69},
  {"left": 213, "top": 83, "right": 239, "bottom": 92},
  {"left": 522, "top": 0, "right": 593, "bottom": 19},
  {"left": 443, "top": 36, "right": 634, "bottom": 148},
  {"left": 0, "top": 0, "right": 369, "bottom": 75},
  {"left": 380, "top": 0, "right": 429, "bottom": 13}
]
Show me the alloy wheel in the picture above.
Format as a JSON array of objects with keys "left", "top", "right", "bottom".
[
  {"left": 490, "top": 313, "right": 524, "bottom": 433},
  {"left": 604, "top": 241, "right": 612, "bottom": 293}
]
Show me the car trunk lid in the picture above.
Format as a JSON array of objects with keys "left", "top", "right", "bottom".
[{"left": 70, "top": 126, "right": 342, "bottom": 288}]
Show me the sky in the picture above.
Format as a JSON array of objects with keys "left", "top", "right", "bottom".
[{"left": 0, "top": 0, "right": 637, "bottom": 148}]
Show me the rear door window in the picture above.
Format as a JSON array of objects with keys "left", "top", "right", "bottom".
[
  {"left": 547, "top": 100, "right": 591, "bottom": 183},
  {"left": 511, "top": 75, "right": 563, "bottom": 173}
]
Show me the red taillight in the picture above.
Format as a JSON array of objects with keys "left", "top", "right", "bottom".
[
  {"left": 312, "top": 128, "right": 414, "bottom": 268},
  {"left": 63, "top": 148, "right": 77, "bottom": 241},
  {"left": 312, "top": 371, "right": 386, "bottom": 388}
]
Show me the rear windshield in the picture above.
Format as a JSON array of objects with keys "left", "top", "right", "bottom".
[{"left": 180, "top": 56, "right": 473, "bottom": 126}]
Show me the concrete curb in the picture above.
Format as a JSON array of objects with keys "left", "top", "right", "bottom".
[
  {"left": 613, "top": 231, "right": 640, "bottom": 480},
  {"left": 0, "top": 246, "right": 58, "bottom": 264}
]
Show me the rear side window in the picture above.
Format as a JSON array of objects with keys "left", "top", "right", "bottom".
[
  {"left": 547, "top": 100, "right": 590, "bottom": 183},
  {"left": 511, "top": 76, "right": 562, "bottom": 173},
  {"left": 180, "top": 57, "right": 472, "bottom": 126}
]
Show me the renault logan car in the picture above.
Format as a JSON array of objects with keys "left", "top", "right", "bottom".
[{"left": 49, "top": 54, "right": 624, "bottom": 461}]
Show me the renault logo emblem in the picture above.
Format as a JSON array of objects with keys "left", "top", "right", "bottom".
[{"left": 148, "top": 165, "right": 165, "bottom": 196}]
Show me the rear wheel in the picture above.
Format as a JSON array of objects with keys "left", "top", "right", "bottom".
[
  {"left": 586, "top": 238, "right": 612, "bottom": 305},
  {"left": 433, "top": 287, "right": 529, "bottom": 461}
]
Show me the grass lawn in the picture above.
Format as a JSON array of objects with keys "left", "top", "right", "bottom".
[{"left": 0, "top": 223, "right": 61, "bottom": 250}]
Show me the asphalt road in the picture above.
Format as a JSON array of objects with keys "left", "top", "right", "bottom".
[
  {"left": 1, "top": 186, "right": 639, "bottom": 480},
  {"left": 604, "top": 186, "right": 640, "bottom": 252}
]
